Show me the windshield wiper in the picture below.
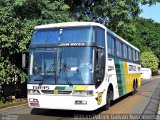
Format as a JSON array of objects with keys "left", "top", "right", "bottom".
[
  {"left": 39, "top": 63, "right": 56, "bottom": 85},
  {"left": 33, "top": 68, "right": 43, "bottom": 81},
  {"left": 59, "top": 63, "right": 73, "bottom": 86}
]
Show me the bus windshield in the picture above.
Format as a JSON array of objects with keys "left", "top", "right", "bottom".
[{"left": 29, "top": 47, "right": 94, "bottom": 85}]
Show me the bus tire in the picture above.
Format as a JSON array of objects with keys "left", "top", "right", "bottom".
[
  {"left": 132, "top": 82, "right": 137, "bottom": 95},
  {"left": 104, "top": 89, "right": 113, "bottom": 111}
]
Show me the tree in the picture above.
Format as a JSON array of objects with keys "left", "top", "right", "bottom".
[
  {"left": 141, "top": 51, "right": 159, "bottom": 72},
  {"left": 0, "top": 0, "right": 160, "bottom": 86},
  {"left": 126, "top": 18, "right": 160, "bottom": 65},
  {"left": 0, "top": 0, "right": 74, "bottom": 85},
  {"left": 65, "top": 0, "right": 160, "bottom": 36}
]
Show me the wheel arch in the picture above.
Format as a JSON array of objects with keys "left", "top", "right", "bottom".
[
  {"left": 133, "top": 79, "right": 136, "bottom": 87},
  {"left": 133, "top": 79, "right": 138, "bottom": 88},
  {"left": 107, "top": 83, "right": 114, "bottom": 100}
]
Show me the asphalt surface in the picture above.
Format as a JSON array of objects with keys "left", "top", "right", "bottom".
[{"left": 0, "top": 78, "right": 160, "bottom": 120}]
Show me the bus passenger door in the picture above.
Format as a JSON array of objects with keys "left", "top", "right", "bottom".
[{"left": 95, "top": 48, "right": 105, "bottom": 88}]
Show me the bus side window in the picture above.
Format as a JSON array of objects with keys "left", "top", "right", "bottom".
[
  {"left": 107, "top": 36, "right": 112, "bottom": 54},
  {"left": 137, "top": 52, "right": 140, "bottom": 63},
  {"left": 116, "top": 40, "right": 122, "bottom": 58},
  {"left": 107, "top": 35, "right": 115, "bottom": 55},
  {"left": 123, "top": 44, "right": 128, "bottom": 59},
  {"left": 132, "top": 49, "right": 136, "bottom": 61},
  {"left": 96, "top": 27, "right": 105, "bottom": 48},
  {"left": 128, "top": 47, "right": 132, "bottom": 61}
]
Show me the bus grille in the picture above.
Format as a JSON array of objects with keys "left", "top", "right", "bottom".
[{"left": 41, "top": 90, "right": 72, "bottom": 94}]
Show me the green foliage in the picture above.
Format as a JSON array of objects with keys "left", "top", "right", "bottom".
[
  {"left": 0, "top": 0, "right": 160, "bottom": 85},
  {"left": 141, "top": 51, "right": 159, "bottom": 72},
  {"left": 126, "top": 18, "right": 160, "bottom": 65},
  {"left": 67, "top": 0, "right": 141, "bottom": 35},
  {"left": 140, "top": 0, "right": 160, "bottom": 5},
  {"left": 0, "top": 0, "right": 74, "bottom": 85},
  {"left": 66, "top": 0, "right": 160, "bottom": 36},
  {"left": 93, "top": 0, "right": 140, "bottom": 35}
]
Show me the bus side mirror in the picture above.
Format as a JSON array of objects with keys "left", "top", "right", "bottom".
[{"left": 22, "top": 52, "right": 29, "bottom": 69}]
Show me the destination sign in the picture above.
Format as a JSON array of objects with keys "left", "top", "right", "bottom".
[
  {"left": 33, "top": 86, "right": 50, "bottom": 90},
  {"left": 58, "top": 42, "right": 86, "bottom": 47}
]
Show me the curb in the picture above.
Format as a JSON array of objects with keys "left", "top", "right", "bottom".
[
  {"left": 156, "top": 76, "right": 160, "bottom": 116},
  {"left": 141, "top": 80, "right": 160, "bottom": 116},
  {"left": 142, "top": 75, "right": 160, "bottom": 80},
  {"left": 152, "top": 75, "right": 160, "bottom": 79},
  {"left": 143, "top": 76, "right": 160, "bottom": 116},
  {"left": 0, "top": 99, "right": 27, "bottom": 110},
  {"left": 158, "top": 106, "right": 160, "bottom": 115}
]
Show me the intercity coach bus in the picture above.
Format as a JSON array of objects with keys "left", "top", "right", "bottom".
[{"left": 25, "top": 22, "right": 141, "bottom": 111}]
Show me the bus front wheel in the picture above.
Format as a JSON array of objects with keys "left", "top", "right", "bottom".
[{"left": 104, "top": 89, "right": 113, "bottom": 111}]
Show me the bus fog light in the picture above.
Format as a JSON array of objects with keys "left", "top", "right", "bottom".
[
  {"left": 75, "top": 100, "right": 87, "bottom": 105},
  {"left": 72, "top": 90, "right": 93, "bottom": 96},
  {"left": 29, "top": 98, "right": 38, "bottom": 102},
  {"left": 29, "top": 90, "right": 34, "bottom": 94},
  {"left": 87, "top": 90, "right": 93, "bottom": 96},
  {"left": 28, "top": 89, "right": 40, "bottom": 94}
]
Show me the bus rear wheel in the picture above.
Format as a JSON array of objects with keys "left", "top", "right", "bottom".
[{"left": 132, "top": 82, "right": 137, "bottom": 95}]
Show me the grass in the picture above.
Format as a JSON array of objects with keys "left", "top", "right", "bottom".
[{"left": 0, "top": 98, "right": 27, "bottom": 109}]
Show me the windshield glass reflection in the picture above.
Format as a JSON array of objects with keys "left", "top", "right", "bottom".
[
  {"left": 29, "top": 47, "right": 94, "bottom": 85},
  {"left": 31, "top": 27, "right": 93, "bottom": 45}
]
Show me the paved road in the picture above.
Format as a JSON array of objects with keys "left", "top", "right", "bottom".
[{"left": 0, "top": 78, "right": 160, "bottom": 120}]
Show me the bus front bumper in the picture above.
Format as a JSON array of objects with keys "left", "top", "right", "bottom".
[{"left": 28, "top": 94, "right": 102, "bottom": 111}]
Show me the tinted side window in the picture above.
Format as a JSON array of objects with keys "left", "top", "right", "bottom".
[
  {"left": 138, "top": 52, "right": 140, "bottom": 62},
  {"left": 132, "top": 50, "right": 136, "bottom": 61},
  {"left": 123, "top": 44, "right": 128, "bottom": 59},
  {"left": 116, "top": 40, "right": 122, "bottom": 57},
  {"left": 96, "top": 27, "right": 105, "bottom": 47},
  {"left": 136, "top": 51, "right": 139, "bottom": 62},
  {"left": 128, "top": 47, "right": 132, "bottom": 60},
  {"left": 107, "top": 35, "right": 115, "bottom": 55},
  {"left": 107, "top": 36, "right": 112, "bottom": 54}
]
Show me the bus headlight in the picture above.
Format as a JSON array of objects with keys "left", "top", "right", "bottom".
[
  {"left": 28, "top": 89, "right": 40, "bottom": 94},
  {"left": 72, "top": 90, "right": 93, "bottom": 96}
]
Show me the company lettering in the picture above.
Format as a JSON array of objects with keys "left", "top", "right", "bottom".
[
  {"left": 58, "top": 42, "right": 85, "bottom": 46},
  {"left": 59, "top": 43, "right": 70, "bottom": 46},
  {"left": 33, "top": 86, "right": 50, "bottom": 90},
  {"left": 70, "top": 43, "right": 85, "bottom": 46}
]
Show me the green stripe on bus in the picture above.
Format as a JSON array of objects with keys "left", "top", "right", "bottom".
[
  {"left": 119, "top": 61, "right": 126, "bottom": 95},
  {"left": 115, "top": 60, "right": 126, "bottom": 96},
  {"left": 55, "top": 86, "right": 66, "bottom": 90}
]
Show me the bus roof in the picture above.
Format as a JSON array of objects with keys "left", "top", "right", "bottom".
[
  {"left": 34, "top": 22, "right": 106, "bottom": 30},
  {"left": 34, "top": 22, "right": 140, "bottom": 52}
]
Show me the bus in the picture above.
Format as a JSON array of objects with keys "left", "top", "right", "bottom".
[{"left": 26, "top": 22, "right": 141, "bottom": 111}]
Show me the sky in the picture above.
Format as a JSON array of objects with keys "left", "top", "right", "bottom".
[{"left": 140, "top": 3, "right": 160, "bottom": 23}]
